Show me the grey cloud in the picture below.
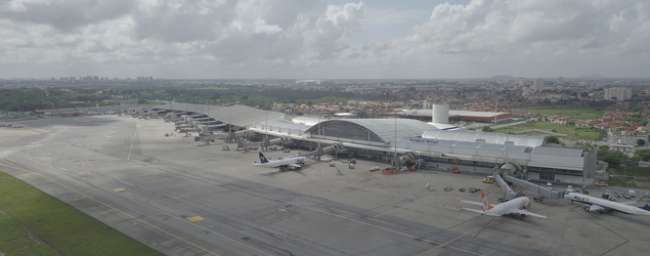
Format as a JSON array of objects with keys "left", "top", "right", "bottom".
[
  {"left": 196, "top": 1, "right": 364, "bottom": 62},
  {"left": 132, "top": 0, "right": 237, "bottom": 42},
  {"left": 254, "top": 0, "right": 321, "bottom": 29},
  {"left": 129, "top": 0, "right": 363, "bottom": 63},
  {"left": 1, "top": 0, "right": 648, "bottom": 79},
  {"left": 0, "top": 0, "right": 365, "bottom": 67},
  {"left": 1, "top": 0, "right": 133, "bottom": 31},
  {"left": 306, "top": 2, "right": 364, "bottom": 59},
  {"left": 413, "top": 0, "right": 650, "bottom": 55},
  {"left": 206, "top": 31, "right": 304, "bottom": 63}
]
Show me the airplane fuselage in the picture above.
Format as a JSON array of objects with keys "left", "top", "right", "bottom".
[
  {"left": 565, "top": 192, "right": 650, "bottom": 215},
  {"left": 254, "top": 156, "right": 306, "bottom": 169},
  {"left": 486, "top": 197, "right": 530, "bottom": 216}
]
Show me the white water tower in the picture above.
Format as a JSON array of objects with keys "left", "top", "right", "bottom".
[{"left": 432, "top": 104, "right": 449, "bottom": 124}]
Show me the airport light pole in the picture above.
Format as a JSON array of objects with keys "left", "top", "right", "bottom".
[{"left": 393, "top": 94, "right": 400, "bottom": 170}]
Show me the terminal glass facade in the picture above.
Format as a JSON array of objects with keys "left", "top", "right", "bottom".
[{"left": 308, "top": 121, "right": 383, "bottom": 143}]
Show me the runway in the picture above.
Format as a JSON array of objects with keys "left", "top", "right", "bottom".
[{"left": 1, "top": 116, "right": 649, "bottom": 256}]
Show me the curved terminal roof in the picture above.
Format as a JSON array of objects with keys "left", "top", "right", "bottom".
[
  {"left": 306, "top": 118, "right": 436, "bottom": 145},
  {"left": 422, "top": 130, "right": 545, "bottom": 147}
]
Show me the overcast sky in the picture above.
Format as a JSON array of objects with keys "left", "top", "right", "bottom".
[{"left": 1, "top": 0, "right": 649, "bottom": 79}]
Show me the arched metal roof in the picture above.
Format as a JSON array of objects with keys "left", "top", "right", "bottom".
[{"left": 306, "top": 118, "right": 436, "bottom": 144}]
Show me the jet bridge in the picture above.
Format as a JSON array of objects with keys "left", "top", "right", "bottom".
[
  {"left": 199, "top": 121, "right": 223, "bottom": 126},
  {"left": 200, "top": 123, "right": 228, "bottom": 132},
  {"left": 188, "top": 113, "right": 208, "bottom": 119},
  {"left": 502, "top": 174, "right": 563, "bottom": 201},
  {"left": 495, "top": 174, "right": 517, "bottom": 201},
  {"left": 192, "top": 117, "right": 215, "bottom": 122}
]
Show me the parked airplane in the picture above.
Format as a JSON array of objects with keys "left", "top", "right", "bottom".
[
  {"left": 254, "top": 152, "right": 306, "bottom": 171},
  {"left": 461, "top": 192, "right": 547, "bottom": 219},
  {"left": 565, "top": 192, "right": 650, "bottom": 215}
]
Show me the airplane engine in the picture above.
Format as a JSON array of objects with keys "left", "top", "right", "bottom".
[
  {"left": 585, "top": 204, "right": 607, "bottom": 213},
  {"left": 400, "top": 152, "right": 417, "bottom": 170}
]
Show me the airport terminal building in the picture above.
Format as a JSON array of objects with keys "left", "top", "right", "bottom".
[{"left": 150, "top": 103, "right": 600, "bottom": 185}]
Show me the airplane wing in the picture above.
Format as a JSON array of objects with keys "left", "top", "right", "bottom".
[
  {"left": 288, "top": 163, "right": 303, "bottom": 169},
  {"left": 461, "top": 200, "right": 484, "bottom": 207},
  {"left": 462, "top": 208, "right": 501, "bottom": 217},
  {"left": 461, "top": 208, "right": 486, "bottom": 214},
  {"left": 510, "top": 209, "right": 547, "bottom": 219}
]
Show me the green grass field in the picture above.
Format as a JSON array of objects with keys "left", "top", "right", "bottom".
[
  {"left": 521, "top": 106, "right": 605, "bottom": 120},
  {"left": 610, "top": 167, "right": 650, "bottom": 177},
  {"left": 0, "top": 171, "right": 161, "bottom": 256},
  {"left": 494, "top": 121, "right": 603, "bottom": 141},
  {"left": 606, "top": 175, "right": 638, "bottom": 187}
]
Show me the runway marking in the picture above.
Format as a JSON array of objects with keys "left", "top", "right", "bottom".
[
  {"left": 10, "top": 157, "right": 278, "bottom": 256},
  {"left": 2, "top": 133, "right": 513, "bottom": 256},
  {"left": 145, "top": 158, "right": 496, "bottom": 256},
  {"left": 127, "top": 140, "right": 134, "bottom": 160},
  {"left": 593, "top": 217, "right": 630, "bottom": 256},
  {"left": 3, "top": 129, "right": 278, "bottom": 256},
  {"left": 0, "top": 160, "right": 222, "bottom": 256},
  {"left": 127, "top": 125, "right": 137, "bottom": 161},
  {"left": 113, "top": 187, "right": 126, "bottom": 193},
  {"left": 187, "top": 216, "right": 204, "bottom": 223},
  {"left": 302, "top": 205, "right": 484, "bottom": 256}
]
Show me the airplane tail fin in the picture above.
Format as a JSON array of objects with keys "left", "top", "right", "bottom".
[
  {"left": 480, "top": 191, "right": 492, "bottom": 210},
  {"left": 258, "top": 152, "right": 269, "bottom": 163}
]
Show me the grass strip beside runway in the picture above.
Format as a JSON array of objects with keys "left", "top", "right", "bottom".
[{"left": 0, "top": 171, "right": 161, "bottom": 256}]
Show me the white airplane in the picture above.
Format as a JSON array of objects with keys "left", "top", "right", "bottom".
[
  {"left": 564, "top": 192, "right": 650, "bottom": 215},
  {"left": 253, "top": 152, "right": 306, "bottom": 171},
  {"left": 461, "top": 192, "right": 547, "bottom": 219}
]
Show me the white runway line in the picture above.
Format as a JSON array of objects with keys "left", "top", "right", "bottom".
[{"left": 127, "top": 124, "right": 137, "bottom": 161}]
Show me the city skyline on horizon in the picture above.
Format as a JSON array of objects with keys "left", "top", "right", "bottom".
[{"left": 3, "top": 75, "right": 650, "bottom": 81}]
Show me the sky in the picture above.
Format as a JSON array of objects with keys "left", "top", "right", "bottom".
[{"left": 0, "top": 0, "right": 649, "bottom": 79}]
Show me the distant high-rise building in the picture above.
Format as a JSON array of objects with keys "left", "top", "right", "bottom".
[{"left": 603, "top": 87, "right": 632, "bottom": 101}]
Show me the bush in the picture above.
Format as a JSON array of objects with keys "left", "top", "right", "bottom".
[
  {"left": 634, "top": 149, "right": 650, "bottom": 161},
  {"left": 545, "top": 136, "right": 560, "bottom": 144},
  {"left": 598, "top": 146, "right": 629, "bottom": 169}
]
